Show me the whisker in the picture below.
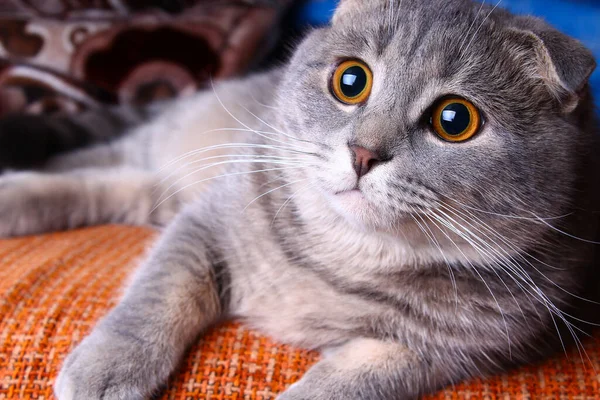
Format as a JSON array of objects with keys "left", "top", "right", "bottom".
[
  {"left": 424, "top": 209, "right": 514, "bottom": 356},
  {"left": 150, "top": 165, "right": 307, "bottom": 214},
  {"left": 458, "top": 0, "right": 485, "bottom": 54},
  {"left": 156, "top": 158, "right": 316, "bottom": 202},
  {"left": 432, "top": 205, "right": 598, "bottom": 368},
  {"left": 433, "top": 208, "right": 591, "bottom": 364},
  {"left": 428, "top": 210, "right": 530, "bottom": 357},
  {"left": 432, "top": 207, "right": 547, "bottom": 331},
  {"left": 534, "top": 214, "right": 600, "bottom": 245},
  {"left": 243, "top": 178, "right": 308, "bottom": 212},
  {"left": 442, "top": 202, "right": 600, "bottom": 305},
  {"left": 210, "top": 78, "right": 314, "bottom": 150},
  {"left": 461, "top": 0, "right": 502, "bottom": 56},
  {"left": 442, "top": 194, "right": 572, "bottom": 221},
  {"left": 435, "top": 207, "right": 574, "bottom": 306},
  {"left": 237, "top": 103, "right": 315, "bottom": 145},
  {"left": 271, "top": 181, "right": 315, "bottom": 226},
  {"left": 410, "top": 208, "right": 460, "bottom": 312},
  {"left": 437, "top": 204, "right": 555, "bottom": 328},
  {"left": 431, "top": 208, "right": 591, "bottom": 355},
  {"left": 157, "top": 153, "right": 313, "bottom": 187},
  {"left": 441, "top": 203, "right": 564, "bottom": 271},
  {"left": 248, "top": 90, "right": 279, "bottom": 110},
  {"left": 158, "top": 137, "right": 317, "bottom": 173},
  {"left": 258, "top": 174, "right": 291, "bottom": 191}
]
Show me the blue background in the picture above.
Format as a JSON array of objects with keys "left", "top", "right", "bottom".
[{"left": 293, "top": 0, "right": 600, "bottom": 102}]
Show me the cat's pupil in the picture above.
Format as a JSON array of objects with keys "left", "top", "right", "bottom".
[
  {"left": 440, "top": 102, "right": 471, "bottom": 135},
  {"left": 340, "top": 66, "right": 367, "bottom": 98}
]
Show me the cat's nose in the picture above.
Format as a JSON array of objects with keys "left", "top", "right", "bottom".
[{"left": 349, "top": 145, "right": 386, "bottom": 178}]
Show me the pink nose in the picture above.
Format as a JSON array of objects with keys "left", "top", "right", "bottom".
[{"left": 350, "top": 145, "right": 382, "bottom": 178}]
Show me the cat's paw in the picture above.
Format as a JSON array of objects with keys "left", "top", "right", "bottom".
[
  {"left": 277, "top": 381, "right": 333, "bottom": 400},
  {"left": 277, "top": 379, "right": 365, "bottom": 400},
  {"left": 54, "top": 327, "right": 166, "bottom": 400},
  {"left": 277, "top": 381, "right": 412, "bottom": 400},
  {"left": 0, "top": 173, "right": 38, "bottom": 237}
]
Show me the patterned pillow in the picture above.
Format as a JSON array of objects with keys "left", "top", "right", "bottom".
[{"left": 0, "top": 0, "right": 291, "bottom": 116}]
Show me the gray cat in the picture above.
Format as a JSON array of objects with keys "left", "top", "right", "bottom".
[{"left": 1, "top": 0, "right": 599, "bottom": 399}]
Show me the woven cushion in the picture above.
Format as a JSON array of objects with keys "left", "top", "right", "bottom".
[{"left": 1, "top": 225, "right": 599, "bottom": 399}]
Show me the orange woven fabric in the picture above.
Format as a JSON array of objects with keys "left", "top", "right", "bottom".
[{"left": 1, "top": 225, "right": 599, "bottom": 399}]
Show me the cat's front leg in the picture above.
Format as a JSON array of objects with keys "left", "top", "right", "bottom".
[
  {"left": 278, "top": 338, "right": 454, "bottom": 400},
  {"left": 54, "top": 208, "right": 229, "bottom": 400}
]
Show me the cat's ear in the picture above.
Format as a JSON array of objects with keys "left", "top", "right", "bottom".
[
  {"left": 332, "top": 0, "right": 362, "bottom": 24},
  {"left": 510, "top": 17, "right": 596, "bottom": 112}
]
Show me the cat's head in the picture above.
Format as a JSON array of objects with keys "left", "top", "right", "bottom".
[{"left": 277, "top": 0, "right": 596, "bottom": 247}]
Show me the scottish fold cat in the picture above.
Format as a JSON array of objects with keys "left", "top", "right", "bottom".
[{"left": 0, "top": 0, "right": 599, "bottom": 398}]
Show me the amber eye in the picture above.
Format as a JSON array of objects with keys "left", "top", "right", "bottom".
[
  {"left": 331, "top": 60, "right": 373, "bottom": 105},
  {"left": 430, "top": 97, "right": 481, "bottom": 142}
]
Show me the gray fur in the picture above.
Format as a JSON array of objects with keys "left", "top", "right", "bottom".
[{"left": 1, "top": 0, "right": 599, "bottom": 399}]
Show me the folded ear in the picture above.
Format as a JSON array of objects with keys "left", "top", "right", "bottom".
[
  {"left": 510, "top": 16, "right": 596, "bottom": 112},
  {"left": 332, "top": 0, "right": 363, "bottom": 24},
  {"left": 332, "top": 0, "right": 386, "bottom": 25}
]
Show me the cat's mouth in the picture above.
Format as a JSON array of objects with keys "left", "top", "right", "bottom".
[
  {"left": 334, "top": 188, "right": 365, "bottom": 201},
  {"left": 334, "top": 188, "right": 361, "bottom": 196}
]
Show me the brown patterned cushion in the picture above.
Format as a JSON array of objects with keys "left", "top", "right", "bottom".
[{"left": 0, "top": 1, "right": 290, "bottom": 115}]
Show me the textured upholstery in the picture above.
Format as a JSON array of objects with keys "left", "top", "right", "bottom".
[{"left": 1, "top": 225, "right": 599, "bottom": 399}]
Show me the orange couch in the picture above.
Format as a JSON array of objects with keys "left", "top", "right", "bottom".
[{"left": 1, "top": 225, "right": 599, "bottom": 399}]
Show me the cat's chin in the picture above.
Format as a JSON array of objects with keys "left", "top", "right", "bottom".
[
  {"left": 328, "top": 189, "right": 384, "bottom": 229},
  {"left": 326, "top": 189, "right": 413, "bottom": 234}
]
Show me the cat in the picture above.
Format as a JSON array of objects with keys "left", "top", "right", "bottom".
[{"left": 0, "top": 0, "right": 599, "bottom": 398}]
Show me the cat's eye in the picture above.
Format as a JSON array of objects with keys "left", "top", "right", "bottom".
[
  {"left": 430, "top": 97, "right": 481, "bottom": 142},
  {"left": 331, "top": 60, "right": 373, "bottom": 105}
]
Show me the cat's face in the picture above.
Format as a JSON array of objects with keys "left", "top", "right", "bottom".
[{"left": 277, "top": 0, "right": 595, "bottom": 244}]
